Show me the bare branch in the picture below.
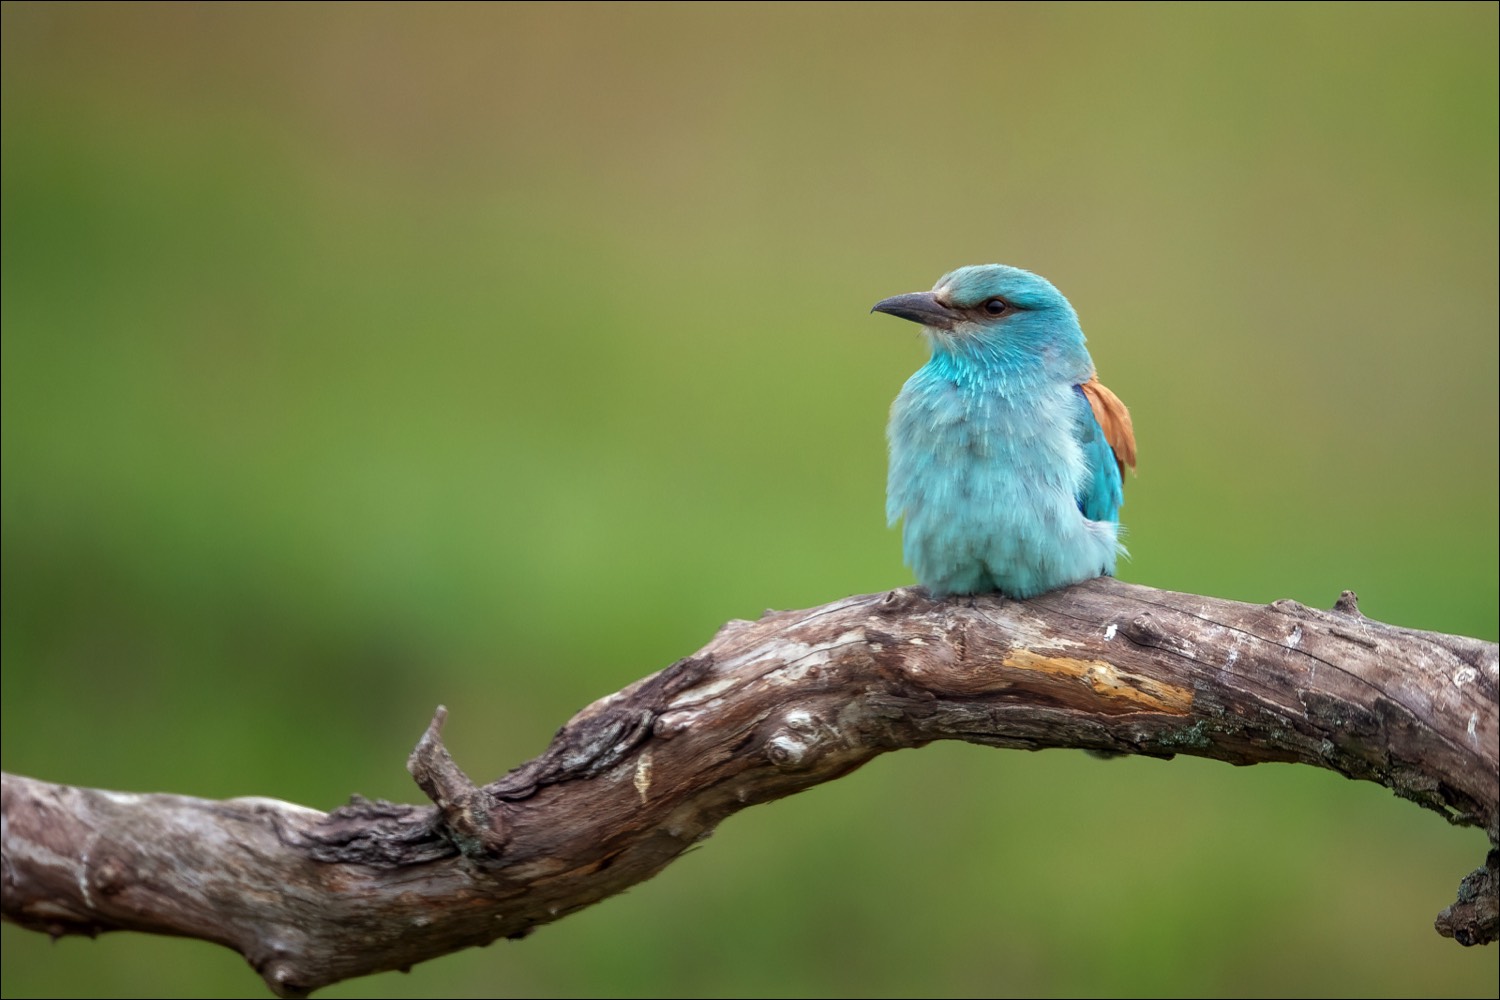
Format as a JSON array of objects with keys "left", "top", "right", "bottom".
[{"left": 3, "top": 579, "right": 1496, "bottom": 996}]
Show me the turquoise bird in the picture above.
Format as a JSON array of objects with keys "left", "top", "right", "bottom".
[{"left": 873, "top": 264, "right": 1136, "bottom": 598}]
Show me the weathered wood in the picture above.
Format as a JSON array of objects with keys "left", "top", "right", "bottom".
[{"left": 3, "top": 579, "right": 1496, "bottom": 997}]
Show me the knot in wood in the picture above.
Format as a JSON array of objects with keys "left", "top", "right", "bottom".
[
  {"left": 261, "top": 957, "right": 313, "bottom": 1000},
  {"left": 765, "top": 710, "right": 831, "bottom": 771},
  {"left": 766, "top": 733, "right": 810, "bottom": 769},
  {"left": 90, "top": 856, "right": 130, "bottom": 896},
  {"left": 876, "top": 588, "right": 926, "bottom": 615},
  {"left": 1120, "top": 613, "right": 1165, "bottom": 646}
]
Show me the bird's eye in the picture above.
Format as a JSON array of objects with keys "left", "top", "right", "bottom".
[{"left": 982, "top": 298, "right": 1008, "bottom": 315}]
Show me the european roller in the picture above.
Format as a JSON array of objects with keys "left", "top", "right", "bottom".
[{"left": 874, "top": 264, "right": 1136, "bottom": 598}]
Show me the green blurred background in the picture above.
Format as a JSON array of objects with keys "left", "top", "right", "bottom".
[{"left": 3, "top": 3, "right": 1496, "bottom": 997}]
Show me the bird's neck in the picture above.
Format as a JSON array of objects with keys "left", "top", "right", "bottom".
[{"left": 923, "top": 335, "right": 1089, "bottom": 394}]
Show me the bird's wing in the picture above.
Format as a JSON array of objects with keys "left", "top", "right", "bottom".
[
  {"left": 1079, "top": 375, "right": 1136, "bottom": 477},
  {"left": 1074, "top": 375, "right": 1136, "bottom": 522}
]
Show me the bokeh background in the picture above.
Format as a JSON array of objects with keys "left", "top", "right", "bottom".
[{"left": 3, "top": 3, "right": 1496, "bottom": 997}]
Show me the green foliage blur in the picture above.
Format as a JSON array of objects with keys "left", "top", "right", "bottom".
[{"left": 3, "top": 4, "right": 1496, "bottom": 998}]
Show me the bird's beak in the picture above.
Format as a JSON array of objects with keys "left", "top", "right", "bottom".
[{"left": 870, "top": 291, "right": 961, "bottom": 331}]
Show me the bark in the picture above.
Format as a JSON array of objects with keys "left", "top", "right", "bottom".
[{"left": 3, "top": 579, "right": 1496, "bottom": 997}]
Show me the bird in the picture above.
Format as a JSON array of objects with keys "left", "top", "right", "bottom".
[{"left": 873, "top": 264, "right": 1136, "bottom": 598}]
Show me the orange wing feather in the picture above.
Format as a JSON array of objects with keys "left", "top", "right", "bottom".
[{"left": 1080, "top": 375, "right": 1136, "bottom": 479}]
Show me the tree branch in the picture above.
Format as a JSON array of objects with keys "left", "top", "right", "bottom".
[{"left": 3, "top": 579, "right": 1496, "bottom": 996}]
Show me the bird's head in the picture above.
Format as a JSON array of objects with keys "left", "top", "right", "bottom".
[{"left": 872, "top": 264, "right": 1092, "bottom": 382}]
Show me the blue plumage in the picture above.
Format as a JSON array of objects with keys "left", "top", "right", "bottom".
[{"left": 874, "top": 264, "right": 1135, "bottom": 598}]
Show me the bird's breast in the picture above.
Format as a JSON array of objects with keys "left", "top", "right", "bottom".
[{"left": 887, "top": 375, "right": 1087, "bottom": 517}]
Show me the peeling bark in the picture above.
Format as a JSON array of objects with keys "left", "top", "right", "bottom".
[{"left": 3, "top": 579, "right": 1496, "bottom": 997}]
